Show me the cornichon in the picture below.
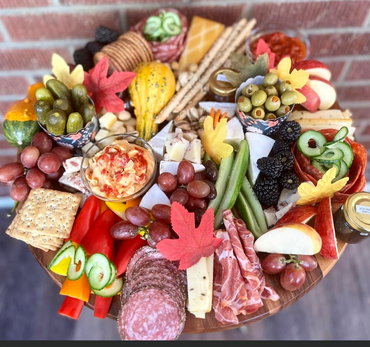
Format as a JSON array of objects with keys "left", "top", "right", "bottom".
[
  {"left": 79, "top": 103, "right": 96, "bottom": 125},
  {"left": 53, "top": 98, "right": 73, "bottom": 116},
  {"left": 35, "top": 87, "right": 55, "bottom": 104},
  {"left": 66, "top": 112, "right": 84, "bottom": 134},
  {"left": 34, "top": 100, "right": 52, "bottom": 126},
  {"left": 214, "top": 139, "right": 249, "bottom": 229},
  {"left": 46, "top": 109, "right": 67, "bottom": 135},
  {"left": 72, "top": 84, "right": 89, "bottom": 111},
  {"left": 46, "top": 79, "right": 72, "bottom": 104}
]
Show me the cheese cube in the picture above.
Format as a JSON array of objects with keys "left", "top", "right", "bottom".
[
  {"left": 99, "top": 112, "right": 117, "bottom": 130},
  {"left": 95, "top": 129, "right": 110, "bottom": 142},
  {"left": 148, "top": 120, "right": 173, "bottom": 161},
  {"left": 184, "top": 138, "right": 202, "bottom": 164},
  {"left": 109, "top": 120, "right": 124, "bottom": 132},
  {"left": 165, "top": 135, "right": 189, "bottom": 162},
  {"left": 81, "top": 142, "right": 100, "bottom": 156}
]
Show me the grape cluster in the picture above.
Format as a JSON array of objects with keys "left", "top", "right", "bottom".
[
  {"left": 109, "top": 205, "right": 172, "bottom": 248},
  {"left": 157, "top": 159, "right": 218, "bottom": 225},
  {"left": 0, "top": 132, "right": 72, "bottom": 203},
  {"left": 261, "top": 253, "right": 318, "bottom": 292}
]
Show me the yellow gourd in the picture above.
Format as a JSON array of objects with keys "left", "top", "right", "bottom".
[{"left": 128, "top": 62, "right": 175, "bottom": 141}]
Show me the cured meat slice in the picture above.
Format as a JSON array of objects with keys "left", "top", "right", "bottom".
[
  {"left": 125, "top": 246, "right": 157, "bottom": 278},
  {"left": 118, "top": 288, "right": 183, "bottom": 340}
]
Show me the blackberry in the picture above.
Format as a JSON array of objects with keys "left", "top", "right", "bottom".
[
  {"left": 95, "top": 26, "right": 119, "bottom": 44},
  {"left": 279, "top": 120, "right": 301, "bottom": 143},
  {"left": 273, "top": 150, "right": 295, "bottom": 171},
  {"left": 270, "top": 139, "right": 290, "bottom": 156},
  {"left": 253, "top": 174, "right": 280, "bottom": 208},
  {"left": 73, "top": 47, "right": 94, "bottom": 71},
  {"left": 85, "top": 40, "right": 104, "bottom": 55},
  {"left": 279, "top": 171, "right": 300, "bottom": 190},
  {"left": 256, "top": 157, "right": 283, "bottom": 178}
]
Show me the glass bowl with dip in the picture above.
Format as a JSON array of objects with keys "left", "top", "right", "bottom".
[{"left": 80, "top": 133, "right": 157, "bottom": 203}]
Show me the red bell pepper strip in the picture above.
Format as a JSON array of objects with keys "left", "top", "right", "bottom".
[
  {"left": 58, "top": 296, "right": 85, "bottom": 320},
  {"left": 94, "top": 296, "right": 113, "bottom": 319},
  {"left": 115, "top": 235, "right": 147, "bottom": 276},
  {"left": 69, "top": 195, "right": 101, "bottom": 244}
]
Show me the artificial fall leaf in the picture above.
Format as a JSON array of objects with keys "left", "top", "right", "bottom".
[
  {"left": 255, "top": 39, "right": 276, "bottom": 70},
  {"left": 43, "top": 53, "right": 84, "bottom": 89},
  {"left": 200, "top": 112, "right": 233, "bottom": 165},
  {"left": 156, "top": 202, "right": 222, "bottom": 270},
  {"left": 83, "top": 56, "right": 136, "bottom": 113},
  {"left": 223, "top": 53, "right": 269, "bottom": 87},
  {"left": 297, "top": 167, "right": 349, "bottom": 205}
]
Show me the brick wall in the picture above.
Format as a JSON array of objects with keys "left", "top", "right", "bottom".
[{"left": 0, "top": 0, "right": 369, "bottom": 200}]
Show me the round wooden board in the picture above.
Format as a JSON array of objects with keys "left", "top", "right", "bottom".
[{"left": 28, "top": 202, "right": 347, "bottom": 334}]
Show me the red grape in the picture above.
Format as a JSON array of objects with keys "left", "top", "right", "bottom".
[
  {"left": 0, "top": 162, "right": 25, "bottom": 184},
  {"left": 110, "top": 221, "right": 138, "bottom": 240},
  {"left": 187, "top": 180, "right": 210, "bottom": 198},
  {"left": 205, "top": 160, "right": 218, "bottom": 182},
  {"left": 261, "top": 253, "right": 287, "bottom": 274},
  {"left": 186, "top": 196, "right": 207, "bottom": 211},
  {"left": 42, "top": 179, "right": 54, "bottom": 189},
  {"left": 151, "top": 204, "right": 171, "bottom": 224},
  {"left": 294, "top": 255, "right": 318, "bottom": 272},
  {"left": 148, "top": 220, "right": 172, "bottom": 244},
  {"left": 193, "top": 208, "right": 206, "bottom": 226},
  {"left": 125, "top": 206, "right": 151, "bottom": 226},
  {"left": 194, "top": 171, "right": 207, "bottom": 181},
  {"left": 280, "top": 263, "right": 306, "bottom": 291},
  {"left": 26, "top": 167, "right": 46, "bottom": 189},
  {"left": 204, "top": 180, "right": 217, "bottom": 200},
  {"left": 10, "top": 176, "right": 31, "bottom": 202},
  {"left": 31, "top": 132, "right": 53, "bottom": 154},
  {"left": 20, "top": 146, "right": 40, "bottom": 169},
  {"left": 37, "top": 152, "right": 61, "bottom": 174},
  {"left": 157, "top": 172, "right": 177, "bottom": 192},
  {"left": 51, "top": 146, "right": 72, "bottom": 163},
  {"left": 177, "top": 160, "right": 195, "bottom": 185},
  {"left": 46, "top": 166, "right": 64, "bottom": 181},
  {"left": 170, "top": 187, "right": 189, "bottom": 205}
]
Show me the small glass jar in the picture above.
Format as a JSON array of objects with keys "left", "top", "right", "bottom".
[
  {"left": 333, "top": 192, "right": 370, "bottom": 244},
  {"left": 208, "top": 68, "right": 237, "bottom": 103}
]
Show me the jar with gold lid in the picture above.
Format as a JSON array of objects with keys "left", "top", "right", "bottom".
[
  {"left": 208, "top": 68, "right": 237, "bottom": 103},
  {"left": 333, "top": 192, "right": 370, "bottom": 244}
]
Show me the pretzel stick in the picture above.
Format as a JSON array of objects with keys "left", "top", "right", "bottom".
[
  {"left": 154, "top": 25, "right": 235, "bottom": 124},
  {"left": 173, "top": 18, "right": 257, "bottom": 113},
  {"left": 183, "top": 84, "right": 209, "bottom": 112}
]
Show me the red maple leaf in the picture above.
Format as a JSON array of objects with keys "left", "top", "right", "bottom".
[
  {"left": 83, "top": 56, "right": 136, "bottom": 113},
  {"left": 156, "top": 202, "right": 222, "bottom": 270},
  {"left": 255, "top": 38, "right": 276, "bottom": 70}
]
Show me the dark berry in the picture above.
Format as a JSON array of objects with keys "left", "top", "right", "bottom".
[
  {"left": 257, "top": 157, "right": 283, "bottom": 178},
  {"left": 95, "top": 26, "right": 120, "bottom": 44},
  {"left": 73, "top": 47, "right": 94, "bottom": 71},
  {"left": 253, "top": 174, "right": 280, "bottom": 208},
  {"left": 270, "top": 139, "right": 291, "bottom": 156},
  {"left": 279, "top": 120, "right": 301, "bottom": 143},
  {"left": 274, "top": 150, "right": 295, "bottom": 171},
  {"left": 279, "top": 171, "right": 300, "bottom": 190},
  {"left": 85, "top": 41, "right": 104, "bottom": 55}
]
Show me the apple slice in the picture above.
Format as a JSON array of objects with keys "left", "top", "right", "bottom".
[
  {"left": 292, "top": 60, "right": 332, "bottom": 81},
  {"left": 253, "top": 222, "right": 322, "bottom": 255},
  {"left": 308, "top": 75, "right": 337, "bottom": 110},
  {"left": 297, "top": 85, "right": 321, "bottom": 113},
  {"left": 314, "top": 197, "right": 339, "bottom": 260},
  {"left": 274, "top": 205, "right": 318, "bottom": 227}
]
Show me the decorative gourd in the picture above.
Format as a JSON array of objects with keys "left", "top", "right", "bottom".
[
  {"left": 128, "top": 61, "right": 175, "bottom": 141},
  {"left": 2, "top": 82, "right": 43, "bottom": 148}
]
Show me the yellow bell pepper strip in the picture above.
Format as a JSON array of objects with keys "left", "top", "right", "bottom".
[
  {"left": 100, "top": 200, "right": 109, "bottom": 214},
  {"left": 58, "top": 296, "right": 85, "bottom": 320},
  {"left": 49, "top": 257, "right": 72, "bottom": 276},
  {"left": 105, "top": 201, "right": 128, "bottom": 220},
  {"left": 59, "top": 273, "right": 91, "bottom": 302}
]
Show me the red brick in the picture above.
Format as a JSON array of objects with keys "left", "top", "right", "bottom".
[
  {"left": 126, "top": 4, "right": 247, "bottom": 28},
  {"left": 336, "top": 85, "right": 370, "bottom": 102},
  {"left": 309, "top": 33, "right": 370, "bottom": 58},
  {"left": 0, "top": 77, "right": 29, "bottom": 95},
  {"left": 251, "top": 1, "right": 370, "bottom": 29},
  {"left": 324, "top": 61, "right": 345, "bottom": 82},
  {"left": 348, "top": 108, "right": 370, "bottom": 121},
  {"left": 0, "top": 101, "right": 15, "bottom": 118},
  {"left": 0, "top": 139, "right": 17, "bottom": 150},
  {"left": 2, "top": 11, "right": 122, "bottom": 41},
  {"left": 61, "top": 0, "right": 185, "bottom": 3},
  {"left": 346, "top": 61, "right": 370, "bottom": 81},
  {"left": 0, "top": 0, "right": 51, "bottom": 8},
  {"left": 0, "top": 48, "right": 71, "bottom": 70}
]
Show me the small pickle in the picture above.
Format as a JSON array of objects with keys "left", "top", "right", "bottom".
[
  {"left": 251, "top": 90, "right": 267, "bottom": 107},
  {"left": 35, "top": 88, "right": 55, "bottom": 104},
  {"left": 265, "top": 95, "right": 281, "bottom": 112},
  {"left": 79, "top": 103, "right": 96, "bottom": 125},
  {"left": 237, "top": 96, "right": 252, "bottom": 113},
  {"left": 242, "top": 84, "right": 259, "bottom": 97},
  {"left": 276, "top": 105, "right": 291, "bottom": 118},
  {"left": 72, "top": 84, "right": 89, "bottom": 111},
  {"left": 53, "top": 98, "right": 73, "bottom": 116},
  {"left": 264, "top": 113, "right": 277, "bottom": 120},
  {"left": 34, "top": 100, "right": 53, "bottom": 126},
  {"left": 46, "top": 79, "right": 72, "bottom": 104},
  {"left": 281, "top": 90, "right": 298, "bottom": 106},
  {"left": 66, "top": 112, "right": 84, "bottom": 134},
  {"left": 265, "top": 85, "right": 279, "bottom": 97},
  {"left": 279, "top": 81, "right": 293, "bottom": 94},
  {"left": 263, "top": 72, "right": 279, "bottom": 87},
  {"left": 46, "top": 109, "right": 67, "bottom": 135},
  {"left": 251, "top": 107, "right": 265, "bottom": 119}
]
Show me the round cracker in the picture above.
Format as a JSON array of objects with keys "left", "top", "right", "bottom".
[
  {"left": 102, "top": 44, "right": 130, "bottom": 71},
  {"left": 123, "top": 31, "right": 153, "bottom": 61}
]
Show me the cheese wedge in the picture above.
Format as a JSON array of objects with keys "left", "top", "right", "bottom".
[{"left": 179, "top": 16, "right": 225, "bottom": 69}]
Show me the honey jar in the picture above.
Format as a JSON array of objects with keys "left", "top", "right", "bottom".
[
  {"left": 208, "top": 68, "right": 237, "bottom": 103},
  {"left": 333, "top": 192, "right": 370, "bottom": 244}
]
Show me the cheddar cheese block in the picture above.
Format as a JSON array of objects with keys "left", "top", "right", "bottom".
[{"left": 178, "top": 16, "right": 225, "bottom": 69}]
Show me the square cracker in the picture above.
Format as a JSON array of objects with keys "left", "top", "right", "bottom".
[{"left": 15, "top": 188, "right": 81, "bottom": 238}]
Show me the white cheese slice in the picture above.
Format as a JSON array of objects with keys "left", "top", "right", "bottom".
[
  {"left": 288, "top": 109, "right": 346, "bottom": 121},
  {"left": 245, "top": 132, "right": 275, "bottom": 186},
  {"left": 63, "top": 156, "right": 83, "bottom": 174},
  {"left": 148, "top": 120, "right": 173, "bottom": 162},
  {"left": 184, "top": 138, "right": 202, "bottom": 164},
  {"left": 139, "top": 183, "right": 171, "bottom": 210},
  {"left": 277, "top": 188, "right": 301, "bottom": 210},
  {"left": 225, "top": 116, "right": 244, "bottom": 149},
  {"left": 159, "top": 160, "right": 205, "bottom": 175},
  {"left": 165, "top": 135, "right": 189, "bottom": 162},
  {"left": 99, "top": 112, "right": 117, "bottom": 130}
]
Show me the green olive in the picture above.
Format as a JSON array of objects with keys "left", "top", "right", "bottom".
[
  {"left": 264, "top": 113, "right": 277, "bottom": 120},
  {"left": 276, "top": 105, "right": 291, "bottom": 117},
  {"left": 251, "top": 90, "right": 267, "bottom": 107},
  {"left": 237, "top": 95, "right": 253, "bottom": 113},
  {"left": 257, "top": 84, "right": 265, "bottom": 90},
  {"left": 251, "top": 107, "right": 265, "bottom": 119},
  {"left": 265, "top": 95, "right": 281, "bottom": 112},
  {"left": 281, "top": 90, "right": 298, "bottom": 106},
  {"left": 242, "top": 84, "right": 259, "bottom": 97},
  {"left": 265, "top": 85, "right": 279, "bottom": 97},
  {"left": 279, "top": 81, "right": 293, "bottom": 94},
  {"left": 263, "top": 72, "right": 279, "bottom": 87}
]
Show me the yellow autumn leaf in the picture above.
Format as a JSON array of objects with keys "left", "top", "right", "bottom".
[
  {"left": 43, "top": 53, "right": 84, "bottom": 89},
  {"left": 200, "top": 115, "right": 233, "bottom": 165},
  {"left": 296, "top": 167, "right": 349, "bottom": 205}
]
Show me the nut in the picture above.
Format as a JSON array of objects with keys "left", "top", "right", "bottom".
[
  {"left": 182, "top": 131, "right": 198, "bottom": 142},
  {"left": 174, "top": 110, "right": 188, "bottom": 124},
  {"left": 175, "top": 80, "right": 181, "bottom": 92},
  {"left": 197, "top": 128, "right": 205, "bottom": 137},
  {"left": 124, "top": 117, "right": 136, "bottom": 127},
  {"left": 114, "top": 126, "right": 126, "bottom": 134},
  {"left": 189, "top": 107, "right": 199, "bottom": 121},
  {"left": 187, "top": 63, "right": 198, "bottom": 73},
  {"left": 197, "top": 107, "right": 205, "bottom": 117},
  {"left": 126, "top": 124, "right": 136, "bottom": 132},
  {"left": 170, "top": 61, "right": 180, "bottom": 71},
  {"left": 116, "top": 110, "right": 132, "bottom": 121},
  {"left": 178, "top": 71, "right": 192, "bottom": 87},
  {"left": 175, "top": 120, "right": 191, "bottom": 131}
]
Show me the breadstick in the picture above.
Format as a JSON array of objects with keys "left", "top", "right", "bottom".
[
  {"left": 182, "top": 84, "right": 209, "bottom": 113},
  {"left": 154, "top": 25, "right": 235, "bottom": 124},
  {"left": 173, "top": 18, "right": 257, "bottom": 113}
]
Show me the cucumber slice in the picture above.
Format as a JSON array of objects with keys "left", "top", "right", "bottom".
[
  {"left": 297, "top": 130, "right": 327, "bottom": 158},
  {"left": 106, "top": 262, "right": 117, "bottom": 287},
  {"left": 67, "top": 246, "right": 87, "bottom": 281},
  {"left": 333, "top": 160, "right": 349, "bottom": 182},
  {"left": 85, "top": 253, "right": 111, "bottom": 291},
  {"left": 162, "top": 17, "right": 181, "bottom": 36},
  {"left": 162, "top": 12, "right": 181, "bottom": 27},
  {"left": 48, "top": 240, "right": 75, "bottom": 270},
  {"left": 312, "top": 160, "right": 327, "bottom": 174},
  {"left": 92, "top": 277, "right": 124, "bottom": 298},
  {"left": 314, "top": 147, "right": 344, "bottom": 164},
  {"left": 324, "top": 126, "right": 349, "bottom": 148},
  {"left": 334, "top": 141, "right": 354, "bottom": 168}
]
